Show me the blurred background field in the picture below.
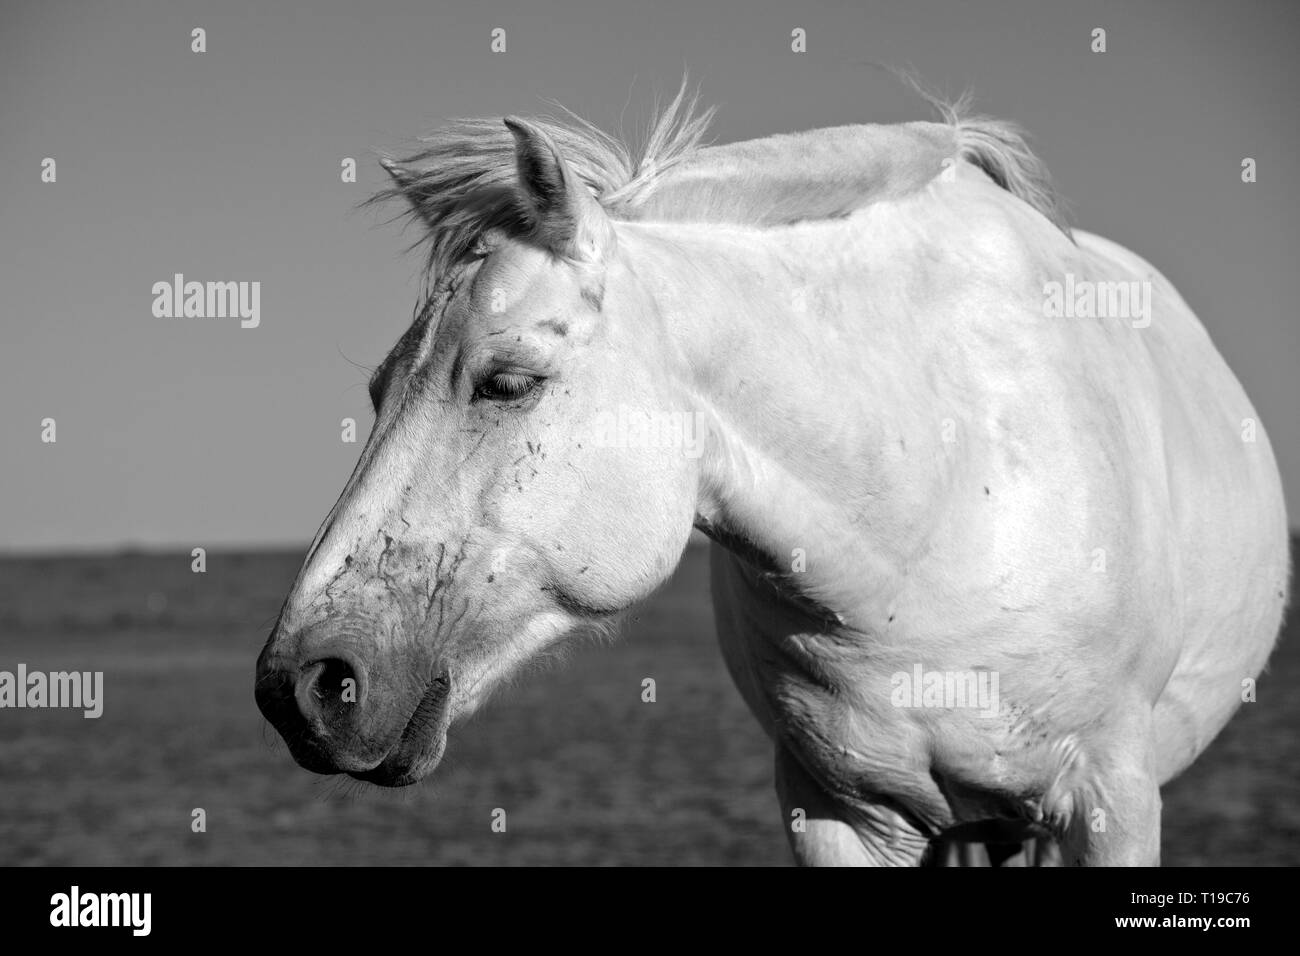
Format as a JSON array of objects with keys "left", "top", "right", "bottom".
[{"left": 0, "top": 538, "right": 1296, "bottom": 866}]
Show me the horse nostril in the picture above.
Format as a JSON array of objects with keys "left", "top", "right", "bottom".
[
  {"left": 255, "top": 654, "right": 299, "bottom": 727},
  {"left": 295, "top": 656, "right": 364, "bottom": 732}
]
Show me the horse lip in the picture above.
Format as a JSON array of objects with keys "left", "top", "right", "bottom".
[{"left": 351, "top": 670, "right": 453, "bottom": 787}]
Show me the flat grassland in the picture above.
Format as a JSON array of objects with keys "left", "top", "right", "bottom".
[{"left": 0, "top": 541, "right": 1295, "bottom": 865}]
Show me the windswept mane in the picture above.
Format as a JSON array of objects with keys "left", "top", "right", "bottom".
[
  {"left": 370, "top": 82, "right": 715, "bottom": 284},
  {"left": 372, "top": 78, "right": 1071, "bottom": 284},
  {"left": 913, "top": 86, "right": 1072, "bottom": 236}
]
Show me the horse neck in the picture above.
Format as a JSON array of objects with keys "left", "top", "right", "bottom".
[{"left": 618, "top": 211, "right": 949, "bottom": 621}]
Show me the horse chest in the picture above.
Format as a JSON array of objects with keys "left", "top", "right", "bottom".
[{"left": 756, "top": 631, "right": 955, "bottom": 801}]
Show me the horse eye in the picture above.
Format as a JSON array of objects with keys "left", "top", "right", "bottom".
[{"left": 474, "top": 371, "right": 543, "bottom": 403}]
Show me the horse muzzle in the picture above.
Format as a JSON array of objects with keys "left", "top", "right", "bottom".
[{"left": 255, "top": 625, "right": 452, "bottom": 785}]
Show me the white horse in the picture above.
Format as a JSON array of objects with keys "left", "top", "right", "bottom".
[{"left": 255, "top": 82, "right": 1289, "bottom": 866}]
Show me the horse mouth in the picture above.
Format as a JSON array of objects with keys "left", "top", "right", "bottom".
[{"left": 351, "top": 671, "right": 453, "bottom": 787}]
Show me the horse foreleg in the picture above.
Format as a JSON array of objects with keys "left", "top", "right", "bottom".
[
  {"left": 775, "top": 744, "right": 930, "bottom": 866},
  {"left": 1058, "top": 715, "right": 1162, "bottom": 866},
  {"left": 924, "top": 837, "right": 1064, "bottom": 866},
  {"left": 925, "top": 837, "right": 991, "bottom": 865},
  {"left": 1028, "top": 837, "right": 1064, "bottom": 866},
  {"left": 965, "top": 837, "right": 1063, "bottom": 866}
]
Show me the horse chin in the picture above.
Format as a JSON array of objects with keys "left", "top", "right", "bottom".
[
  {"left": 351, "top": 671, "right": 453, "bottom": 788},
  {"left": 350, "top": 733, "right": 447, "bottom": 787}
]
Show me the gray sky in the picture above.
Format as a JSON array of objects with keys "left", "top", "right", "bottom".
[{"left": 2, "top": 0, "right": 1297, "bottom": 550}]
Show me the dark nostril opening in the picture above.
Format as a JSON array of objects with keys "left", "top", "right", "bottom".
[
  {"left": 295, "top": 657, "right": 363, "bottom": 733},
  {"left": 316, "top": 658, "right": 357, "bottom": 705}
]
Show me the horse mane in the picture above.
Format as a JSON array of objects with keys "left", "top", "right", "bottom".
[
  {"left": 369, "top": 81, "right": 714, "bottom": 285},
  {"left": 911, "top": 85, "right": 1072, "bottom": 236},
  {"left": 371, "top": 77, "right": 1071, "bottom": 284}
]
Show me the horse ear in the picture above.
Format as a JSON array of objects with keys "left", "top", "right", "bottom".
[
  {"left": 504, "top": 117, "right": 614, "bottom": 263},
  {"left": 379, "top": 157, "right": 411, "bottom": 188},
  {"left": 379, "top": 157, "right": 436, "bottom": 228}
]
